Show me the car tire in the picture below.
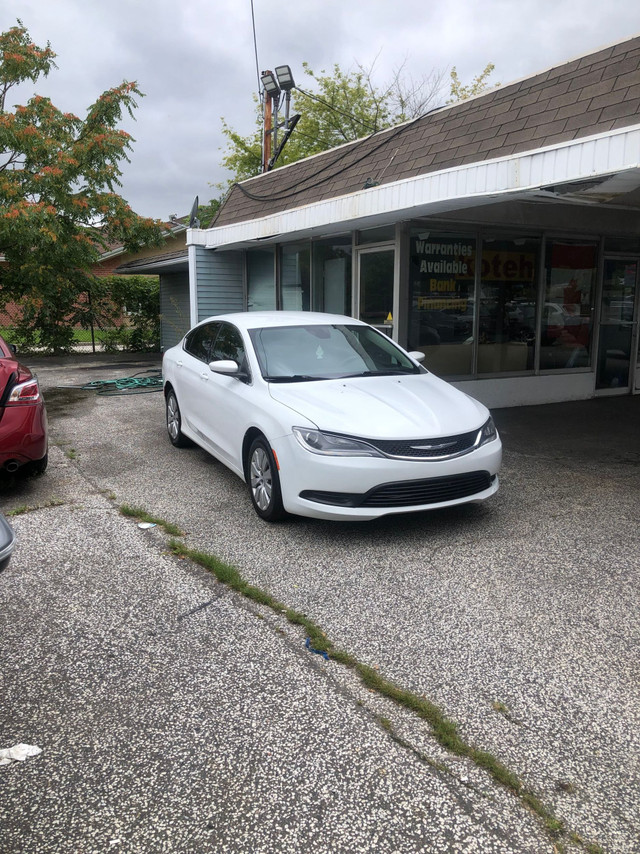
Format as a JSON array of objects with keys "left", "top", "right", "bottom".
[
  {"left": 26, "top": 452, "right": 48, "bottom": 476},
  {"left": 248, "top": 436, "right": 286, "bottom": 522},
  {"left": 166, "top": 390, "right": 192, "bottom": 448}
]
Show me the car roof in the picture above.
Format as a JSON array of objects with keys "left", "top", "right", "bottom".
[{"left": 196, "top": 311, "right": 366, "bottom": 332}]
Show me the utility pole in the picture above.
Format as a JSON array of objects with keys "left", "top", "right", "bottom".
[
  {"left": 261, "top": 70, "right": 279, "bottom": 174},
  {"left": 262, "top": 92, "right": 273, "bottom": 173},
  {"left": 260, "top": 66, "right": 299, "bottom": 173}
]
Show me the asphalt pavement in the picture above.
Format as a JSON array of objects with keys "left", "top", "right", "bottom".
[{"left": 0, "top": 352, "right": 638, "bottom": 853}]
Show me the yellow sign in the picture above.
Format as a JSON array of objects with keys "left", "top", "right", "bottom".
[{"left": 386, "top": 312, "right": 393, "bottom": 322}]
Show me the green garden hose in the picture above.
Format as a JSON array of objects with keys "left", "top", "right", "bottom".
[{"left": 57, "top": 370, "right": 164, "bottom": 396}]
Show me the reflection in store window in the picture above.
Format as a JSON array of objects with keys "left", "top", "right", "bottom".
[
  {"left": 247, "top": 250, "right": 276, "bottom": 311},
  {"left": 312, "top": 238, "right": 352, "bottom": 315},
  {"left": 359, "top": 250, "right": 394, "bottom": 330},
  {"left": 280, "top": 243, "right": 310, "bottom": 310},
  {"left": 409, "top": 231, "right": 476, "bottom": 376},
  {"left": 477, "top": 236, "right": 539, "bottom": 374},
  {"left": 542, "top": 241, "right": 596, "bottom": 370},
  {"left": 596, "top": 259, "right": 637, "bottom": 390}
]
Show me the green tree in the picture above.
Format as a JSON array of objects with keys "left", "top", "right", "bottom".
[
  {"left": 0, "top": 21, "right": 163, "bottom": 352},
  {"left": 448, "top": 62, "right": 496, "bottom": 103},
  {"left": 217, "top": 59, "right": 496, "bottom": 186}
]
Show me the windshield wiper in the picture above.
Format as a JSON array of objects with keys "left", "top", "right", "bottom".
[
  {"left": 264, "top": 374, "right": 326, "bottom": 383},
  {"left": 339, "top": 369, "right": 417, "bottom": 378}
]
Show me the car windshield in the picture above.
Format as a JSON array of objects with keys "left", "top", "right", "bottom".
[{"left": 249, "top": 324, "right": 421, "bottom": 382}]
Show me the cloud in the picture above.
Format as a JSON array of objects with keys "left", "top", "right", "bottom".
[{"left": 4, "top": 0, "right": 640, "bottom": 217}]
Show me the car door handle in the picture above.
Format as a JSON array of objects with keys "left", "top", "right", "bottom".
[
  {"left": 200, "top": 371, "right": 209, "bottom": 381},
  {"left": 176, "top": 360, "right": 183, "bottom": 368}
]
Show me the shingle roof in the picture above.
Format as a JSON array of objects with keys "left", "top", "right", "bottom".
[
  {"left": 114, "top": 247, "right": 188, "bottom": 272},
  {"left": 213, "top": 35, "right": 640, "bottom": 229}
]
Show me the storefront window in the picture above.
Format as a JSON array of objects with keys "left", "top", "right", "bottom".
[
  {"left": 357, "top": 225, "right": 395, "bottom": 244},
  {"left": 312, "top": 238, "right": 352, "bottom": 314},
  {"left": 477, "top": 236, "right": 539, "bottom": 374},
  {"left": 280, "top": 243, "right": 310, "bottom": 310},
  {"left": 604, "top": 237, "right": 640, "bottom": 254},
  {"left": 247, "top": 250, "right": 275, "bottom": 311},
  {"left": 409, "top": 231, "right": 476, "bottom": 376},
  {"left": 541, "top": 240, "right": 597, "bottom": 370}
]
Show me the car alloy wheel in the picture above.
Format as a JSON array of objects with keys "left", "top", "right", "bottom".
[
  {"left": 248, "top": 436, "right": 285, "bottom": 522},
  {"left": 166, "top": 390, "right": 191, "bottom": 448}
]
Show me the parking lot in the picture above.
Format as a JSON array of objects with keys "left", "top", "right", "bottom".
[{"left": 1, "top": 352, "right": 639, "bottom": 853}]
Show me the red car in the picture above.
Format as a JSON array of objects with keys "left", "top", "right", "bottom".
[{"left": 0, "top": 334, "right": 48, "bottom": 475}]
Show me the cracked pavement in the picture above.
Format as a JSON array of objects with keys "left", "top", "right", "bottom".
[{"left": 0, "top": 352, "right": 638, "bottom": 853}]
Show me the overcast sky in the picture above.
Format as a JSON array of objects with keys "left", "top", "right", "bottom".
[{"left": 4, "top": 0, "right": 640, "bottom": 220}]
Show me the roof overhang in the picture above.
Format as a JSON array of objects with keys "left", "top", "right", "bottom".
[
  {"left": 114, "top": 252, "right": 188, "bottom": 275},
  {"left": 100, "top": 221, "right": 188, "bottom": 263},
  {"left": 189, "top": 124, "right": 640, "bottom": 251}
]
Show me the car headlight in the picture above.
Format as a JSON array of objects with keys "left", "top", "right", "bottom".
[
  {"left": 478, "top": 417, "right": 498, "bottom": 446},
  {"left": 292, "top": 427, "right": 384, "bottom": 457}
]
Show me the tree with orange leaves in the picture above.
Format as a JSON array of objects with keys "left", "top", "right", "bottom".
[{"left": 0, "top": 21, "right": 163, "bottom": 351}]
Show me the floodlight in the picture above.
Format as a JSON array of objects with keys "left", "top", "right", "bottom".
[
  {"left": 261, "top": 70, "right": 280, "bottom": 98},
  {"left": 275, "top": 65, "right": 295, "bottom": 91}
]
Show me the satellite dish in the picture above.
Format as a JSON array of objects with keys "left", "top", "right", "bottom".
[{"left": 189, "top": 195, "right": 200, "bottom": 228}]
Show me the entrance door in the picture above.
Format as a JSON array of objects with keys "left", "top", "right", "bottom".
[
  {"left": 596, "top": 259, "right": 639, "bottom": 393},
  {"left": 356, "top": 248, "right": 395, "bottom": 336}
]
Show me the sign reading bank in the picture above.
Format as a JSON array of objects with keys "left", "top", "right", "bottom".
[{"left": 413, "top": 237, "right": 536, "bottom": 294}]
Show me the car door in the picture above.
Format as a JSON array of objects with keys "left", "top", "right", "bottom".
[
  {"left": 178, "top": 321, "right": 221, "bottom": 438},
  {"left": 198, "top": 322, "right": 253, "bottom": 473}
]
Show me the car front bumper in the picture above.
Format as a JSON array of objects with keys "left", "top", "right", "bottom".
[{"left": 272, "top": 433, "right": 502, "bottom": 521}]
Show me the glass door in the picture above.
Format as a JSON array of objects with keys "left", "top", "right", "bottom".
[
  {"left": 596, "top": 259, "right": 639, "bottom": 392},
  {"left": 356, "top": 248, "right": 395, "bottom": 336}
]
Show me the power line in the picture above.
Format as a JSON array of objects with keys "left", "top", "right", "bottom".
[
  {"left": 293, "top": 86, "right": 377, "bottom": 133},
  {"left": 250, "top": 0, "right": 261, "bottom": 100},
  {"left": 234, "top": 109, "right": 431, "bottom": 204}
]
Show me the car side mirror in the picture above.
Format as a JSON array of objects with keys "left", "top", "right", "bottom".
[
  {"left": 408, "top": 351, "right": 425, "bottom": 363},
  {"left": 9, "top": 344, "right": 17, "bottom": 355},
  {"left": 209, "top": 359, "right": 240, "bottom": 375},
  {"left": 209, "top": 359, "right": 249, "bottom": 381}
]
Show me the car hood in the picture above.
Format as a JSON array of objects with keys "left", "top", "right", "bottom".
[{"left": 268, "top": 373, "right": 488, "bottom": 438}]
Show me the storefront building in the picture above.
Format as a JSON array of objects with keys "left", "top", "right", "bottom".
[{"left": 184, "top": 35, "right": 640, "bottom": 408}]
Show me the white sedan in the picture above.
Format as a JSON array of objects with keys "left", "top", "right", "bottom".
[{"left": 162, "top": 312, "right": 502, "bottom": 522}]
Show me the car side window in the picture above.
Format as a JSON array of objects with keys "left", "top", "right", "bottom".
[
  {"left": 211, "top": 323, "right": 245, "bottom": 364},
  {"left": 210, "top": 323, "right": 250, "bottom": 382},
  {"left": 184, "top": 322, "right": 220, "bottom": 363}
]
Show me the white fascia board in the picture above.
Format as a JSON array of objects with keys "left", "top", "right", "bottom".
[
  {"left": 188, "top": 244, "right": 198, "bottom": 327},
  {"left": 188, "top": 123, "right": 640, "bottom": 251}
]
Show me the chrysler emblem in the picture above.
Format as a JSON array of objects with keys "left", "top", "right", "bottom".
[{"left": 411, "top": 441, "right": 457, "bottom": 451}]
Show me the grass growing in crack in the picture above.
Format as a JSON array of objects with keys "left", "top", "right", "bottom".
[
  {"left": 119, "top": 505, "right": 184, "bottom": 537},
  {"left": 167, "top": 536, "right": 600, "bottom": 851},
  {"left": 7, "top": 498, "right": 65, "bottom": 517}
]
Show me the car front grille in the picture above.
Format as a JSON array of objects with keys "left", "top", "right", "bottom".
[
  {"left": 366, "top": 429, "right": 480, "bottom": 459},
  {"left": 301, "top": 471, "right": 494, "bottom": 509}
]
